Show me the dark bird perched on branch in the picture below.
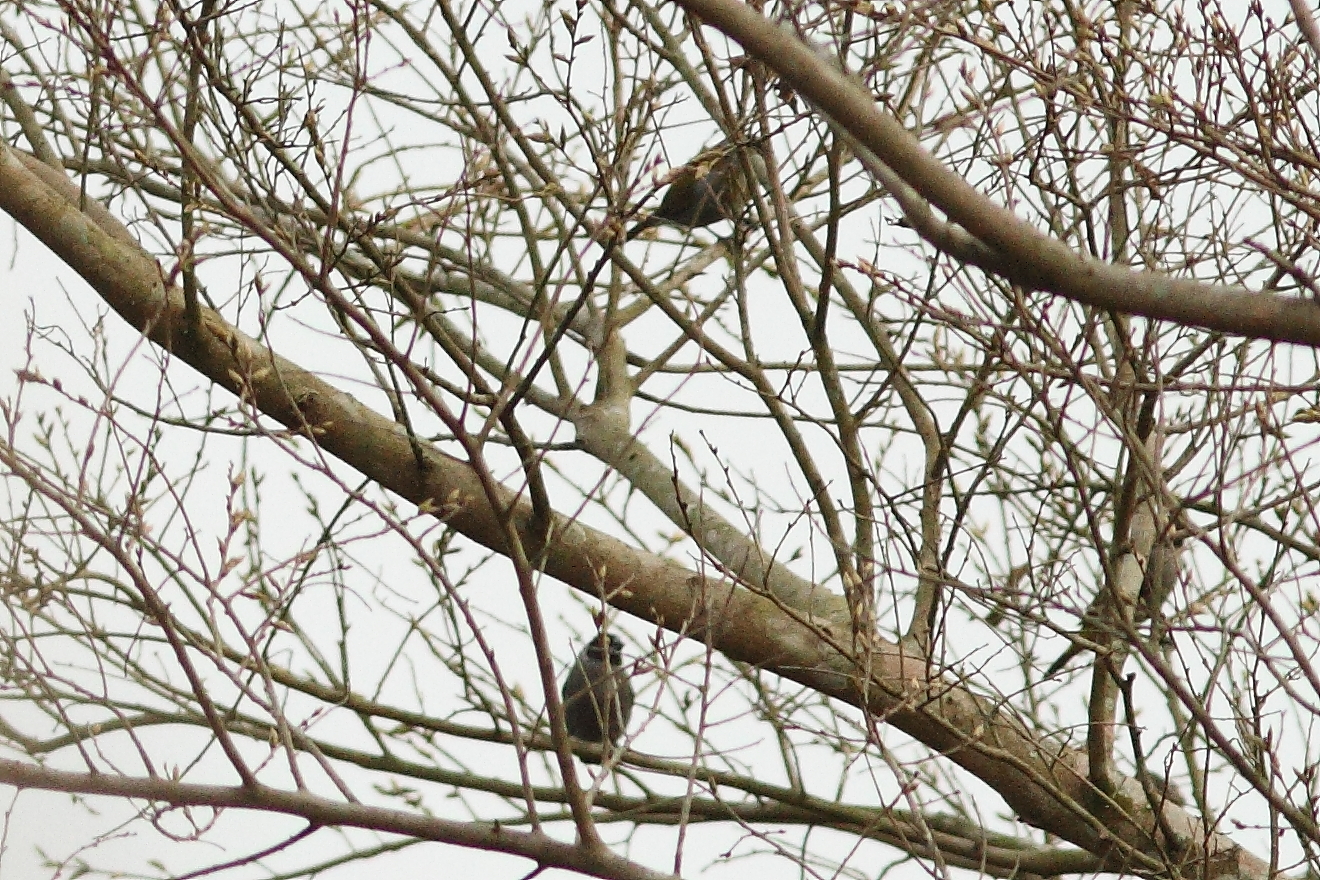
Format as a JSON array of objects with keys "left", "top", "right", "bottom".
[
  {"left": 560, "top": 631, "right": 634, "bottom": 757},
  {"left": 627, "top": 141, "right": 768, "bottom": 239}
]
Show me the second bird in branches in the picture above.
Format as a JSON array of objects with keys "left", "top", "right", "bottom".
[{"left": 627, "top": 141, "right": 768, "bottom": 240}]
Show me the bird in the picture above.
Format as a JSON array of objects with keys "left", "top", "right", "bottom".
[
  {"left": 1045, "top": 538, "right": 1182, "bottom": 677},
  {"left": 560, "top": 631, "right": 634, "bottom": 754},
  {"left": 627, "top": 141, "right": 768, "bottom": 240}
]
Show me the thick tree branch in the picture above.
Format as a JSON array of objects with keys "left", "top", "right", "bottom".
[{"left": 0, "top": 759, "right": 669, "bottom": 880}]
